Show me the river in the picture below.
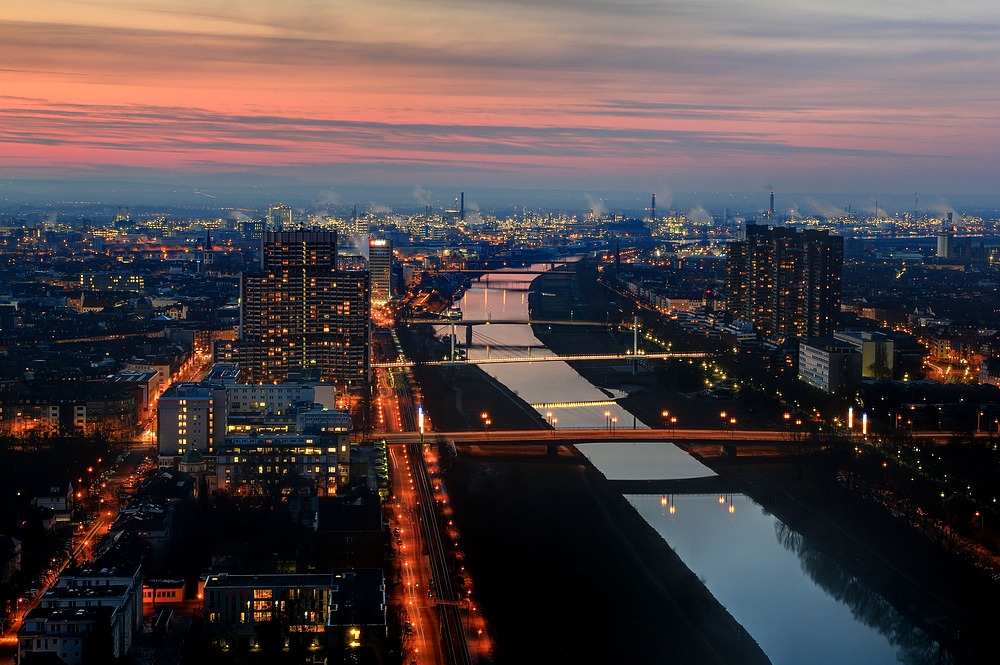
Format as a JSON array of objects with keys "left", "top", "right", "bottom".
[
  {"left": 450, "top": 270, "right": 645, "bottom": 430},
  {"left": 445, "top": 269, "right": 951, "bottom": 665}
]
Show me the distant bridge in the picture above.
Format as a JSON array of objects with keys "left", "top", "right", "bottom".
[
  {"left": 380, "top": 428, "right": 782, "bottom": 446},
  {"left": 412, "top": 319, "right": 606, "bottom": 326},
  {"left": 529, "top": 399, "right": 618, "bottom": 409},
  {"left": 371, "top": 351, "right": 710, "bottom": 368},
  {"left": 426, "top": 266, "right": 576, "bottom": 275},
  {"left": 377, "top": 428, "right": 956, "bottom": 447}
]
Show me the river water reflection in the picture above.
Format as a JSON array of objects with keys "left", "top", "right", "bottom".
[
  {"left": 450, "top": 270, "right": 645, "bottom": 430},
  {"left": 628, "top": 493, "right": 947, "bottom": 665},
  {"left": 446, "top": 271, "right": 948, "bottom": 664}
]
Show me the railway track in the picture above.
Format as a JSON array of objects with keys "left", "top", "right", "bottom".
[{"left": 408, "top": 443, "right": 472, "bottom": 665}]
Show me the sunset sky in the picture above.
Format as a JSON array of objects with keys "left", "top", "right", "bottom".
[{"left": 2, "top": 0, "right": 998, "bottom": 205}]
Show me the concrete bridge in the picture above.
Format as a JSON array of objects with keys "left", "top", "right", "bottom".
[
  {"left": 377, "top": 427, "right": 956, "bottom": 448},
  {"left": 372, "top": 351, "right": 710, "bottom": 368},
  {"left": 382, "top": 427, "right": 792, "bottom": 446}
]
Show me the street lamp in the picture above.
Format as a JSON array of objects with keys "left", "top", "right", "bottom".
[
  {"left": 484, "top": 419, "right": 491, "bottom": 439},
  {"left": 729, "top": 417, "right": 737, "bottom": 437},
  {"left": 604, "top": 410, "right": 611, "bottom": 431},
  {"left": 611, "top": 417, "right": 617, "bottom": 436}
]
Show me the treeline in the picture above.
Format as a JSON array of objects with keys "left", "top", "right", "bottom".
[
  {"left": 0, "top": 425, "right": 126, "bottom": 519},
  {"left": 803, "top": 431, "right": 1000, "bottom": 571}
]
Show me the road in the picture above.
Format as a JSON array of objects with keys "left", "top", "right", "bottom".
[
  {"left": 0, "top": 350, "right": 210, "bottom": 663},
  {"left": 379, "top": 427, "right": 967, "bottom": 447},
  {"left": 0, "top": 450, "right": 152, "bottom": 664},
  {"left": 407, "top": 443, "right": 472, "bottom": 665},
  {"left": 389, "top": 443, "right": 446, "bottom": 665}
]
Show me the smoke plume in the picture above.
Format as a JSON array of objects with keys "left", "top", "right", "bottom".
[
  {"left": 584, "top": 193, "right": 607, "bottom": 217},
  {"left": 686, "top": 205, "right": 713, "bottom": 225},
  {"left": 413, "top": 186, "right": 431, "bottom": 207}
]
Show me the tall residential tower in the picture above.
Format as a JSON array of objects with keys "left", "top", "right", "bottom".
[
  {"left": 726, "top": 225, "right": 843, "bottom": 339},
  {"left": 215, "top": 231, "right": 370, "bottom": 387}
]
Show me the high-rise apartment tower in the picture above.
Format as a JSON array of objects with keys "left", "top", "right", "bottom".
[
  {"left": 726, "top": 225, "right": 843, "bottom": 339},
  {"left": 215, "top": 231, "right": 370, "bottom": 386}
]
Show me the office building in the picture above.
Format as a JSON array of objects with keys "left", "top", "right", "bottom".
[
  {"left": 937, "top": 227, "right": 954, "bottom": 259},
  {"left": 215, "top": 430, "right": 350, "bottom": 498},
  {"left": 833, "top": 330, "right": 895, "bottom": 380},
  {"left": 798, "top": 338, "right": 862, "bottom": 395},
  {"left": 238, "top": 219, "right": 264, "bottom": 242},
  {"left": 202, "top": 570, "right": 385, "bottom": 652},
  {"left": 727, "top": 225, "right": 843, "bottom": 339},
  {"left": 368, "top": 238, "right": 393, "bottom": 304},
  {"left": 267, "top": 204, "right": 293, "bottom": 230},
  {"left": 80, "top": 272, "right": 145, "bottom": 292},
  {"left": 226, "top": 382, "right": 317, "bottom": 416},
  {"left": 215, "top": 231, "right": 370, "bottom": 387},
  {"left": 157, "top": 382, "right": 228, "bottom": 459}
]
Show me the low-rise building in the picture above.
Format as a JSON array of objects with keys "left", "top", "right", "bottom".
[
  {"left": 833, "top": 330, "right": 895, "bottom": 380},
  {"left": 326, "top": 570, "right": 388, "bottom": 652},
  {"left": 107, "top": 369, "right": 159, "bottom": 421},
  {"left": 202, "top": 570, "right": 386, "bottom": 654},
  {"left": 31, "top": 482, "right": 74, "bottom": 519},
  {"left": 143, "top": 579, "right": 187, "bottom": 607},
  {"left": 215, "top": 433, "right": 343, "bottom": 499},
  {"left": 798, "top": 338, "right": 862, "bottom": 395},
  {"left": 202, "top": 573, "right": 333, "bottom": 648},
  {"left": 980, "top": 357, "right": 1000, "bottom": 387},
  {"left": 17, "top": 562, "right": 142, "bottom": 665}
]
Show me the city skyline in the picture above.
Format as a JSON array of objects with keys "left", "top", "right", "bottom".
[{"left": 2, "top": 1, "right": 999, "bottom": 202}]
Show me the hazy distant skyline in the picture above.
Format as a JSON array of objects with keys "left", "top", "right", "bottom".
[{"left": 2, "top": 1, "right": 998, "bottom": 201}]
